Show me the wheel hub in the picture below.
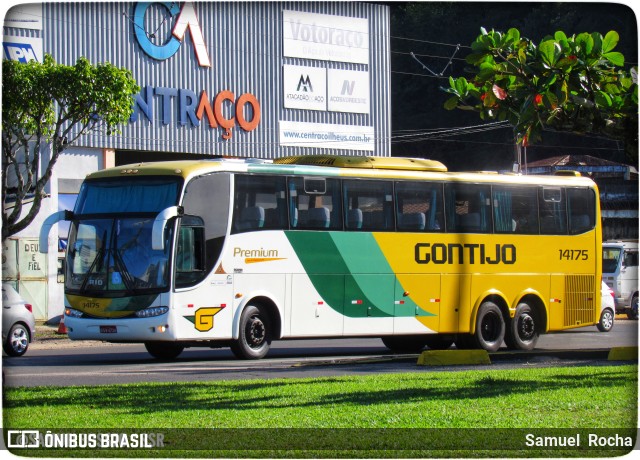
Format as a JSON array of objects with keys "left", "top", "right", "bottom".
[
  {"left": 481, "top": 313, "right": 500, "bottom": 341},
  {"left": 518, "top": 314, "right": 535, "bottom": 340},
  {"left": 10, "top": 329, "right": 28, "bottom": 353},
  {"left": 248, "top": 318, "right": 265, "bottom": 347}
]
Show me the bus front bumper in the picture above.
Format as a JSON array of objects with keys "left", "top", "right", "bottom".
[{"left": 64, "top": 314, "right": 176, "bottom": 342}]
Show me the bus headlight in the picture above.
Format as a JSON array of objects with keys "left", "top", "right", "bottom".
[
  {"left": 135, "top": 306, "right": 169, "bottom": 318},
  {"left": 65, "top": 308, "right": 84, "bottom": 318}
]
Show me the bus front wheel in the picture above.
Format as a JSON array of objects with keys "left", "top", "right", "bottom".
[
  {"left": 504, "top": 302, "right": 539, "bottom": 350},
  {"left": 231, "top": 305, "right": 272, "bottom": 359},
  {"left": 472, "top": 301, "right": 505, "bottom": 352},
  {"left": 144, "top": 342, "right": 185, "bottom": 359}
]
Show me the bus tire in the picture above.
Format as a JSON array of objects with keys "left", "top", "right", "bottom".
[
  {"left": 381, "top": 336, "right": 427, "bottom": 353},
  {"left": 627, "top": 295, "right": 638, "bottom": 320},
  {"left": 473, "top": 301, "right": 505, "bottom": 352},
  {"left": 144, "top": 342, "right": 184, "bottom": 359},
  {"left": 504, "top": 302, "right": 539, "bottom": 350},
  {"left": 424, "top": 335, "right": 454, "bottom": 350},
  {"left": 230, "top": 305, "right": 272, "bottom": 359}
]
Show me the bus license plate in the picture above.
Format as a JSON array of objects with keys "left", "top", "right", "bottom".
[{"left": 100, "top": 326, "right": 117, "bottom": 334}]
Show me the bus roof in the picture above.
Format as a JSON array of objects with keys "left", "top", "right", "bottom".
[
  {"left": 273, "top": 155, "right": 448, "bottom": 172},
  {"left": 84, "top": 156, "right": 598, "bottom": 188}
]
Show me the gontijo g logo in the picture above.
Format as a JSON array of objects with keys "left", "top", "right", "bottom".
[{"left": 133, "top": 2, "right": 211, "bottom": 67}]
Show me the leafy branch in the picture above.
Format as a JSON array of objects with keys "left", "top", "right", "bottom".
[
  {"left": 2, "top": 54, "right": 139, "bottom": 240},
  {"left": 443, "top": 28, "right": 638, "bottom": 161}
]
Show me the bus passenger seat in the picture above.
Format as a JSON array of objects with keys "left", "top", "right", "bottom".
[
  {"left": 308, "top": 207, "right": 330, "bottom": 228},
  {"left": 399, "top": 212, "right": 426, "bottom": 230},
  {"left": 239, "top": 206, "right": 265, "bottom": 230},
  {"left": 347, "top": 209, "right": 363, "bottom": 229}
]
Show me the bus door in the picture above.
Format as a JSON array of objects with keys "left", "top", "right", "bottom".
[
  {"left": 290, "top": 274, "right": 344, "bottom": 337},
  {"left": 441, "top": 274, "right": 469, "bottom": 333}
]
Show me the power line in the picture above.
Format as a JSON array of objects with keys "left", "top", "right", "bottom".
[
  {"left": 390, "top": 35, "right": 471, "bottom": 49},
  {"left": 390, "top": 70, "right": 448, "bottom": 79}
]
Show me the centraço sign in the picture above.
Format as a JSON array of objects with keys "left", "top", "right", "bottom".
[
  {"left": 130, "top": 2, "right": 261, "bottom": 139},
  {"left": 130, "top": 86, "right": 261, "bottom": 140}
]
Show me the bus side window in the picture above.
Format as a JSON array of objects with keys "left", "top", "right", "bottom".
[
  {"left": 567, "top": 188, "right": 595, "bottom": 235},
  {"left": 288, "top": 177, "right": 342, "bottom": 230},
  {"left": 445, "top": 184, "right": 492, "bottom": 233},
  {"left": 232, "top": 175, "right": 287, "bottom": 233},
  {"left": 395, "top": 181, "right": 443, "bottom": 231},
  {"left": 493, "top": 186, "right": 538, "bottom": 234},
  {"left": 539, "top": 187, "right": 567, "bottom": 234},
  {"left": 343, "top": 180, "right": 394, "bottom": 231}
]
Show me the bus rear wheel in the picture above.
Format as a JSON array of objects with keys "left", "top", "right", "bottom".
[
  {"left": 144, "top": 342, "right": 185, "bottom": 359},
  {"left": 231, "top": 305, "right": 272, "bottom": 359},
  {"left": 472, "top": 301, "right": 505, "bottom": 352},
  {"left": 504, "top": 302, "right": 539, "bottom": 350}
]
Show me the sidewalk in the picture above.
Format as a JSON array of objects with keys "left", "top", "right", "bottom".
[{"left": 32, "top": 324, "right": 126, "bottom": 350}]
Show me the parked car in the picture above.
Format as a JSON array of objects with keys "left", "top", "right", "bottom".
[
  {"left": 598, "top": 280, "right": 616, "bottom": 333},
  {"left": 602, "top": 240, "right": 638, "bottom": 319},
  {"left": 2, "top": 283, "right": 36, "bottom": 357}
]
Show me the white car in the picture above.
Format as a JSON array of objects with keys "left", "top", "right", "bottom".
[
  {"left": 602, "top": 241, "right": 638, "bottom": 319},
  {"left": 598, "top": 280, "right": 615, "bottom": 332},
  {"left": 2, "top": 283, "right": 36, "bottom": 357}
]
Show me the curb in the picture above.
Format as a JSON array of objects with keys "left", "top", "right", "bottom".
[
  {"left": 417, "top": 349, "right": 491, "bottom": 366},
  {"left": 608, "top": 346, "right": 638, "bottom": 361}
]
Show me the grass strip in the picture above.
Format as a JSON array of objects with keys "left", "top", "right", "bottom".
[{"left": 3, "top": 364, "right": 637, "bottom": 457}]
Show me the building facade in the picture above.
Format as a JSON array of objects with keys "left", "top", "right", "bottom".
[{"left": 2, "top": 2, "right": 392, "bottom": 320}]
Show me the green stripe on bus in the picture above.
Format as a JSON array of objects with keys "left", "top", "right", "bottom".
[{"left": 285, "top": 232, "right": 432, "bottom": 318}]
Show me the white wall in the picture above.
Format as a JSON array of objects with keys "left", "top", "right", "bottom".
[{"left": 8, "top": 146, "right": 104, "bottom": 321}]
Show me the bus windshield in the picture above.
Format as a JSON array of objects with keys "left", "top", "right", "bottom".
[
  {"left": 66, "top": 217, "right": 171, "bottom": 295},
  {"left": 66, "top": 217, "right": 172, "bottom": 295},
  {"left": 602, "top": 247, "right": 622, "bottom": 273},
  {"left": 75, "top": 177, "right": 181, "bottom": 214},
  {"left": 66, "top": 177, "right": 181, "bottom": 295}
]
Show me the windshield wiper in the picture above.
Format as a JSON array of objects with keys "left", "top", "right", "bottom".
[
  {"left": 79, "top": 246, "right": 105, "bottom": 293},
  {"left": 112, "top": 249, "right": 136, "bottom": 293}
]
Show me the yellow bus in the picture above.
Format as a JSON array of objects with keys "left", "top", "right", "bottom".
[{"left": 40, "top": 155, "right": 601, "bottom": 359}]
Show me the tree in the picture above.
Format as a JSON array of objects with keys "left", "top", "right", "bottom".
[
  {"left": 443, "top": 28, "right": 638, "bottom": 163},
  {"left": 2, "top": 54, "right": 139, "bottom": 241}
]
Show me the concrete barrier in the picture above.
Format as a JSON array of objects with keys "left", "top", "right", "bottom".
[
  {"left": 417, "top": 349, "right": 491, "bottom": 366},
  {"left": 607, "top": 347, "right": 638, "bottom": 361}
]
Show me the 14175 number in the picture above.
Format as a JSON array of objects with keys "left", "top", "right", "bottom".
[{"left": 559, "top": 249, "right": 589, "bottom": 261}]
